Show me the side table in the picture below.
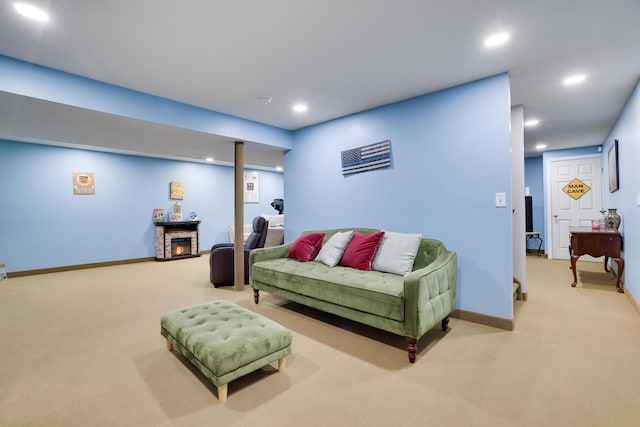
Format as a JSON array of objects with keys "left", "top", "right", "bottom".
[{"left": 569, "top": 227, "right": 624, "bottom": 293}]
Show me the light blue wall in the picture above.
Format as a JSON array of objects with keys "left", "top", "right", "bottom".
[
  {"left": 0, "top": 55, "right": 292, "bottom": 150},
  {"left": 601, "top": 78, "right": 640, "bottom": 300},
  {"left": 0, "top": 140, "right": 284, "bottom": 272},
  {"left": 286, "top": 74, "right": 513, "bottom": 319},
  {"left": 243, "top": 172, "right": 285, "bottom": 221},
  {"left": 0, "top": 55, "right": 290, "bottom": 273}
]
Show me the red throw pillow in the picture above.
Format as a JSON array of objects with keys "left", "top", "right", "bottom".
[
  {"left": 339, "top": 231, "right": 385, "bottom": 271},
  {"left": 286, "top": 233, "right": 325, "bottom": 262}
]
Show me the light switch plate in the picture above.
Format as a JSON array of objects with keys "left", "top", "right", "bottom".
[{"left": 495, "top": 192, "right": 507, "bottom": 208}]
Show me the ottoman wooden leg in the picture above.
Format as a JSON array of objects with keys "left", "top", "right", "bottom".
[
  {"left": 278, "top": 357, "right": 286, "bottom": 373},
  {"left": 218, "top": 384, "right": 228, "bottom": 403},
  {"left": 166, "top": 339, "right": 173, "bottom": 351},
  {"left": 406, "top": 337, "right": 417, "bottom": 363}
]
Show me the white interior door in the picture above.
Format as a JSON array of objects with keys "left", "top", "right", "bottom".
[{"left": 548, "top": 155, "right": 602, "bottom": 260}]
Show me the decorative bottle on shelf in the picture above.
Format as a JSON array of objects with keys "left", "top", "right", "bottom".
[
  {"left": 605, "top": 208, "right": 621, "bottom": 231},
  {"left": 599, "top": 209, "right": 606, "bottom": 230},
  {"left": 170, "top": 202, "right": 183, "bottom": 222}
]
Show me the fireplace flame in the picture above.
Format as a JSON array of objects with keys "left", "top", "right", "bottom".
[{"left": 170, "top": 237, "right": 192, "bottom": 258}]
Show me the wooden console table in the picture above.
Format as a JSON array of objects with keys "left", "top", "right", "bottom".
[{"left": 569, "top": 227, "right": 624, "bottom": 293}]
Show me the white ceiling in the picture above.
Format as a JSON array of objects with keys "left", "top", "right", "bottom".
[{"left": 0, "top": 0, "right": 639, "bottom": 166}]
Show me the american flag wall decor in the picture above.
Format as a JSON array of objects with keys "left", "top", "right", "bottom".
[{"left": 341, "top": 140, "right": 392, "bottom": 175}]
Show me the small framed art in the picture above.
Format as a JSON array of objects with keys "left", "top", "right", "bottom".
[
  {"left": 73, "top": 172, "right": 95, "bottom": 195},
  {"left": 608, "top": 139, "right": 619, "bottom": 193},
  {"left": 170, "top": 181, "right": 184, "bottom": 199}
]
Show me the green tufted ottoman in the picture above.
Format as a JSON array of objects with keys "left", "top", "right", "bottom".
[{"left": 160, "top": 300, "right": 292, "bottom": 403}]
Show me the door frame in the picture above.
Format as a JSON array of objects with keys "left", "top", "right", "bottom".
[{"left": 544, "top": 153, "right": 602, "bottom": 260}]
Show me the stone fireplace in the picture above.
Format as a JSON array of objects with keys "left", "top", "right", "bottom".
[{"left": 155, "top": 221, "right": 201, "bottom": 260}]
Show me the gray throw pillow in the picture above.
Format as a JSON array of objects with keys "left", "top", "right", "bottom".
[
  {"left": 372, "top": 231, "right": 422, "bottom": 275},
  {"left": 314, "top": 230, "right": 354, "bottom": 267}
]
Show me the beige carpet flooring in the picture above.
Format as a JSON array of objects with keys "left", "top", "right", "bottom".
[{"left": 1, "top": 255, "right": 639, "bottom": 426}]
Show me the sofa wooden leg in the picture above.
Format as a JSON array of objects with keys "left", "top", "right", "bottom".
[
  {"left": 218, "top": 383, "right": 228, "bottom": 403},
  {"left": 253, "top": 288, "right": 260, "bottom": 304},
  {"left": 406, "top": 337, "right": 417, "bottom": 363},
  {"left": 441, "top": 315, "right": 450, "bottom": 331}
]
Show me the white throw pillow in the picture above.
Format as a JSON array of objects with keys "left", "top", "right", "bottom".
[
  {"left": 372, "top": 231, "right": 422, "bottom": 275},
  {"left": 314, "top": 230, "right": 354, "bottom": 267}
]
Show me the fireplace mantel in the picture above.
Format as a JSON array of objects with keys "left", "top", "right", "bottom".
[
  {"left": 155, "top": 221, "right": 201, "bottom": 261},
  {"left": 155, "top": 221, "right": 201, "bottom": 227}
]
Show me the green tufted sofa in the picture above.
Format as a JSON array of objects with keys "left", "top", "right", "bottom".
[{"left": 249, "top": 228, "right": 457, "bottom": 363}]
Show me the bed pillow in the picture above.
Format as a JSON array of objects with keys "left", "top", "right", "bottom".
[
  {"left": 286, "top": 233, "right": 325, "bottom": 262},
  {"left": 339, "top": 231, "right": 385, "bottom": 271},
  {"left": 372, "top": 231, "right": 422, "bottom": 275},
  {"left": 314, "top": 230, "right": 354, "bottom": 267}
]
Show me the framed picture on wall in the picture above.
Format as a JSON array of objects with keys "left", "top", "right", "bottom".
[
  {"left": 244, "top": 171, "right": 259, "bottom": 203},
  {"left": 170, "top": 181, "right": 184, "bottom": 199},
  {"left": 73, "top": 172, "right": 95, "bottom": 195},
  {"left": 608, "top": 139, "right": 619, "bottom": 193}
]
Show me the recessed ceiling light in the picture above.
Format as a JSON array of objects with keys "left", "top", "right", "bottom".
[
  {"left": 535, "top": 143, "right": 547, "bottom": 150},
  {"left": 275, "top": 166, "right": 283, "bottom": 172},
  {"left": 14, "top": 2, "right": 49, "bottom": 22},
  {"left": 525, "top": 119, "right": 540, "bottom": 127},
  {"left": 292, "top": 104, "right": 308, "bottom": 113},
  {"left": 205, "top": 157, "right": 214, "bottom": 162},
  {"left": 563, "top": 74, "right": 586, "bottom": 85},
  {"left": 484, "top": 32, "right": 509, "bottom": 47}
]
